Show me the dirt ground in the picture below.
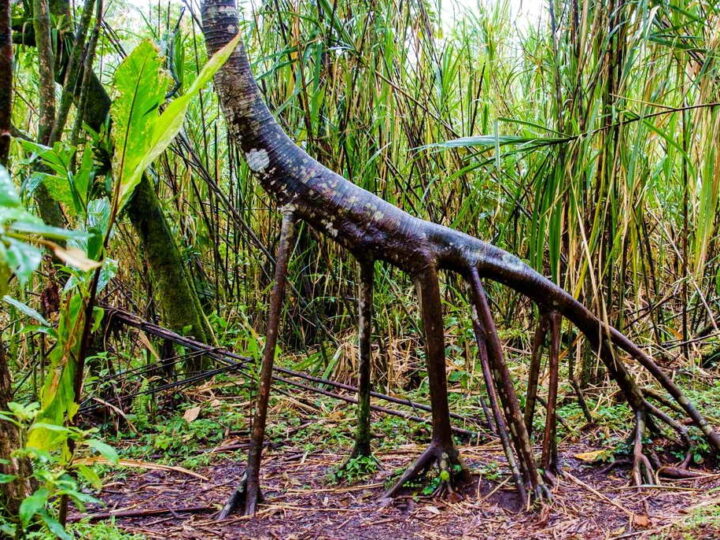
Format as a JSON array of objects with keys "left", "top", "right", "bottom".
[{"left": 70, "top": 440, "right": 720, "bottom": 539}]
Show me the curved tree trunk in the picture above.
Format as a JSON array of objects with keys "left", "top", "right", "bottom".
[{"left": 202, "top": 0, "right": 720, "bottom": 515}]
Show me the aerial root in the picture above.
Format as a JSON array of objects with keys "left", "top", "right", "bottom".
[
  {"left": 533, "top": 482, "right": 554, "bottom": 502},
  {"left": 216, "top": 472, "right": 265, "bottom": 520},
  {"left": 467, "top": 269, "right": 550, "bottom": 506},
  {"left": 644, "top": 400, "right": 691, "bottom": 447},
  {"left": 383, "top": 444, "right": 468, "bottom": 499},
  {"left": 524, "top": 314, "right": 549, "bottom": 436},
  {"left": 631, "top": 410, "right": 656, "bottom": 486},
  {"left": 540, "top": 311, "right": 561, "bottom": 479}
]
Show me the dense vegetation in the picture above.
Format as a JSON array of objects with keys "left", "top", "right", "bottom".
[{"left": 1, "top": 0, "right": 719, "bottom": 537}]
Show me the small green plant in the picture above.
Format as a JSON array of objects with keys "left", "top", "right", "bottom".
[
  {"left": 478, "top": 461, "right": 503, "bottom": 482},
  {"left": 68, "top": 520, "right": 145, "bottom": 539},
  {"left": 327, "top": 454, "right": 378, "bottom": 485},
  {"left": 0, "top": 402, "right": 118, "bottom": 539}
]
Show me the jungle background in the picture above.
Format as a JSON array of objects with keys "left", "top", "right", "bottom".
[{"left": 1, "top": 0, "right": 720, "bottom": 537}]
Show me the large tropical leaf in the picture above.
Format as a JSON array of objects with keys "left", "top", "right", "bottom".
[{"left": 112, "top": 33, "right": 242, "bottom": 211}]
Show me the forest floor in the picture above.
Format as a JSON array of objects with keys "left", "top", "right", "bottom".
[{"left": 68, "top": 384, "right": 720, "bottom": 540}]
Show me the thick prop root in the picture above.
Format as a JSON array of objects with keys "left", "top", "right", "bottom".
[
  {"left": 216, "top": 472, "right": 265, "bottom": 520},
  {"left": 525, "top": 314, "right": 549, "bottom": 436},
  {"left": 349, "top": 258, "right": 374, "bottom": 460},
  {"left": 471, "top": 305, "right": 530, "bottom": 505},
  {"left": 468, "top": 270, "right": 550, "bottom": 505},
  {"left": 382, "top": 266, "right": 470, "bottom": 499},
  {"left": 383, "top": 443, "right": 468, "bottom": 498},
  {"left": 220, "top": 211, "right": 295, "bottom": 517},
  {"left": 540, "top": 311, "right": 561, "bottom": 481},
  {"left": 631, "top": 411, "right": 656, "bottom": 486}
]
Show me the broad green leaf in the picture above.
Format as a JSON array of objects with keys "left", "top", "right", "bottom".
[
  {"left": 0, "top": 205, "right": 39, "bottom": 224},
  {"left": 91, "top": 305, "right": 105, "bottom": 332},
  {"left": 4, "top": 237, "right": 42, "bottom": 284},
  {"left": 75, "top": 464, "right": 102, "bottom": 489},
  {"left": 39, "top": 510, "right": 71, "bottom": 540},
  {"left": 28, "top": 422, "right": 73, "bottom": 433},
  {"left": 28, "top": 294, "right": 84, "bottom": 450},
  {"left": 7, "top": 401, "right": 39, "bottom": 421},
  {"left": 2, "top": 295, "right": 50, "bottom": 326},
  {"left": 0, "top": 166, "right": 20, "bottom": 207},
  {"left": 86, "top": 439, "right": 119, "bottom": 465},
  {"left": 38, "top": 173, "right": 75, "bottom": 207},
  {"left": 74, "top": 146, "right": 95, "bottom": 206},
  {"left": 9, "top": 221, "right": 89, "bottom": 241},
  {"left": 111, "top": 40, "right": 170, "bottom": 213},
  {"left": 112, "top": 33, "right": 242, "bottom": 211},
  {"left": 18, "top": 324, "right": 58, "bottom": 339},
  {"left": 19, "top": 488, "right": 49, "bottom": 527},
  {"left": 18, "top": 140, "right": 74, "bottom": 178},
  {"left": 84, "top": 197, "right": 111, "bottom": 261},
  {"left": 0, "top": 473, "right": 17, "bottom": 484}
]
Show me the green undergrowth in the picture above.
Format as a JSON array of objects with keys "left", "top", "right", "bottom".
[
  {"left": 97, "top": 367, "right": 720, "bottom": 473},
  {"left": 327, "top": 455, "right": 379, "bottom": 485},
  {"left": 653, "top": 493, "right": 720, "bottom": 539},
  {"left": 67, "top": 521, "right": 145, "bottom": 540}
]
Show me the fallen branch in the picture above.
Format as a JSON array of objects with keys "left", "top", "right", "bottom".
[{"left": 69, "top": 504, "right": 216, "bottom": 522}]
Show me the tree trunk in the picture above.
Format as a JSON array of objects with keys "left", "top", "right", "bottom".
[
  {"left": 0, "top": 340, "right": 34, "bottom": 519},
  {"left": 0, "top": 1, "right": 33, "bottom": 521},
  {"left": 0, "top": 0, "right": 10, "bottom": 165},
  {"left": 127, "top": 176, "right": 217, "bottom": 359}
]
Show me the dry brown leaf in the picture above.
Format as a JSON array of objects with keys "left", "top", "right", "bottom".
[
  {"left": 633, "top": 514, "right": 650, "bottom": 528},
  {"left": 183, "top": 406, "right": 201, "bottom": 423},
  {"left": 573, "top": 449, "right": 610, "bottom": 462},
  {"left": 52, "top": 245, "right": 102, "bottom": 271},
  {"left": 135, "top": 331, "right": 160, "bottom": 360}
]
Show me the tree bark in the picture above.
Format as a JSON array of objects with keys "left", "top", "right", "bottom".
[
  {"left": 127, "top": 177, "right": 217, "bottom": 356},
  {"left": 0, "top": 1, "right": 33, "bottom": 520},
  {"left": 0, "top": 339, "right": 34, "bottom": 519},
  {"left": 0, "top": 0, "right": 10, "bottom": 165},
  {"left": 31, "top": 0, "right": 64, "bottom": 227}
]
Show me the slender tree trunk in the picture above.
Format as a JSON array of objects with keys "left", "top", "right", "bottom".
[
  {"left": 0, "top": 1, "right": 33, "bottom": 519},
  {"left": 32, "top": 0, "right": 64, "bottom": 227},
  {"left": 0, "top": 0, "right": 10, "bottom": 165}
]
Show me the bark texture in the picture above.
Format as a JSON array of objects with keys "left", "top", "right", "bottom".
[
  {"left": 31, "top": 0, "right": 64, "bottom": 227},
  {"left": 0, "top": 4, "right": 32, "bottom": 518},
  {"left": 0, "top": 0, "right": 10, "bottom": 165},
  {"left": 0, "top": 340, "right": 34, "bottom": 519}
]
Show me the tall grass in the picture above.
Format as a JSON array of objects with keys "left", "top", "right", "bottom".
[{"left": 12, "top": 0, "right": 720, "bottom": 389}]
